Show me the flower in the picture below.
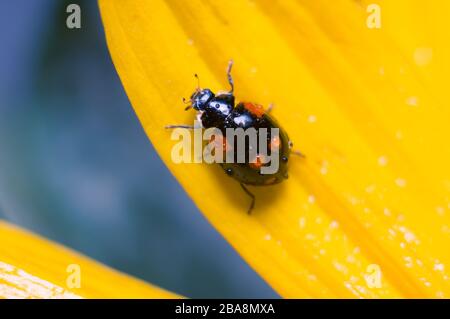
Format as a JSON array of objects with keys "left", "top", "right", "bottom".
[
  {"left": 0, "top": 221, "right": 178, "bottom": 298},
  {"left": 3, "top": 0, "right": 449, "bottom": 299},
  {"left": 96, "top": 0, "right": 450, "bottom": 298}
]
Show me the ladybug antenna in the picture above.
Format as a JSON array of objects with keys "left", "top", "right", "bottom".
[
  {"left": 194, "top": 73, "right": 200, "bottom": 90},
  {"left": 227, "top": 59, "right": 234, "bottom": 93}
]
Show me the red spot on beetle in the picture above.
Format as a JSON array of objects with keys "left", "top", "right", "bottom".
[
  {"left": 250, "top": 154, "right": 266, "bottom": 169},
  {"left": 242, "top": 102, "right": 265, "bottom": 118}
]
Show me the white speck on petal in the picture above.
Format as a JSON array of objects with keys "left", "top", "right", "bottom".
[
  {"left": 187, "top": 38, "right": 194, "bottom": 46},
  {"left": 298, "top": 217, "right": 306, "bottom": 229},
  {"left": 414, "top": 47, "right": 433, "bottom": 66},
  {"left": 365, "top": 185, "right": 376, "bottom": 193},
  {"left": 308, "top": 115, "right": 317, "bottom": 123},
  {"left": 383, "top": 208, "right": 392, "bottom": 216},
  {"left": 351, "top": 276, "right": 360, "bottom": 284},
  {"left": 349, "top": 196, "right": 360, "bottom": 206},
  {"left": 436, "top": 206, "right": 445, "bottom": 216},
  {"left": 364, "top": 221, "right": 372, "bottom": 228},
  {"left": 378, "top": 156, "right": 388, "bottom": 167},
  {"left": 305, "top": 234, "right": 316, "bottom": 240},
  {"left": 264, "top": 234, "right": 272, "bottom": 241},
  {"left": 404, "top": 256, "right": 413, "bottom": 268},
  {"left": 406, "top": 96, "right": 419, "bottom": 107},
  {"left": 344, "top": 282, "right": 352, "bottom": 289},
  {"left": 307, "top": 274, "right": 317, "bottom": 281},
  {"left": 250, "top": 66, "right": 258, "bottom": 74},
  {"left": 330, "top": 220, "right": 339, "bottom": 229},
  {"left": 395, "top": 130, "right": 403, "bottom": 140},
  {"left": 434, "top": 263, "right": 445, "bottom": 272},
  {"left": 333, "top": 261, "right": 348, "bottom": 274},
  {"left": 319, "top": 160, "right": 329, "bottom": 175},
  {"left": 308, "top": 195, "right": 316, "bottom": 204},
  {"left": 0, "top": 262, "right": 15, "bottom": 272},
  {"left": 404, "top": 232, "right": 416, "bottom": 243},
  {"left": 395, "top": 178, "right": 407, "bottom": 187}
]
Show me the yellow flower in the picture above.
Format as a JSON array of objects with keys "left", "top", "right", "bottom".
[
  {"left": 2, "top": 0, "right": 449, "bottom": 299},
  {"left": 0, "top": 221, "right": 178, "bottom": 298},
  {"left": 97, "top": 0, "right": 450, "bottom": 298}
]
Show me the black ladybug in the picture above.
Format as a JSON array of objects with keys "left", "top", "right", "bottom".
[{"left": 166, "top": 61, "right": 302, "bottom": 214}]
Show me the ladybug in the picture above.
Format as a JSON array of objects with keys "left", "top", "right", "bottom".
[{"left": 166, "top": 60, "right": 302, "bottom": 214}]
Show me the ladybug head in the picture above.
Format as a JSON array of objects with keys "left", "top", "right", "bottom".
[{"left": 190, "top": 88, "right": 215, "bottom": 111}]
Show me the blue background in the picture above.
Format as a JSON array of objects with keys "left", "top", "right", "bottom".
[{"left": 0, "top": 0, "right": 277, "bottom": 298}]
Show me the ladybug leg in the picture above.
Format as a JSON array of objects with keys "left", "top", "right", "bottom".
[
  {"left": 182, "top": 97, "right": 192, "bottom": 111},
  {"left": 227, "top": 59, "right": 234, "bottom": 93},
  {"left": 292, "top": 150, "right": 306, "bottom": 157},
  {"left": 288, "top": 141, "right": 306, "bottom": 158},
  {"left": 240, "top": 183, "right": 255, "bottom": 215},
  {"left": 164, "top": 124, "right": 195, "bottom": 129}
]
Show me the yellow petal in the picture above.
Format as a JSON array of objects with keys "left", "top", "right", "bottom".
[
  {"left": 0, "top": 221, "right": 178, "bottom": 298},
  {"left": 99, "top": 0, "right": 450, "bottom": 298}
]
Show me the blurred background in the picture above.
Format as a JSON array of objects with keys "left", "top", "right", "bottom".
[{"left": 0, "top": 0, "right": 277, "bottom": 298}]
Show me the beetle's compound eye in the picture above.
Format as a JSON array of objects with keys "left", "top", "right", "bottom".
[{"left": 191, "top": 89, "right": 214, "bottom": 111}]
